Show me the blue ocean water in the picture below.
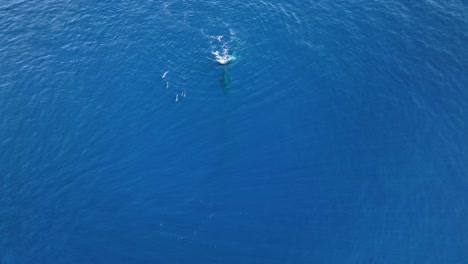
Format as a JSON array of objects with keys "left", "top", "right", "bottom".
[{"left": 1, "top": 0, "right": 467, "bottom": 263}]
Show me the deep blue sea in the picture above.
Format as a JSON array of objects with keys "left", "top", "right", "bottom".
[{"left": 1, "top": 0, "right": 467, "bottom": 263}]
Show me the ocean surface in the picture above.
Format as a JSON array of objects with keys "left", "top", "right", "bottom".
[{"left": 1, "top": 0, "right": 467, "bottom": 263}]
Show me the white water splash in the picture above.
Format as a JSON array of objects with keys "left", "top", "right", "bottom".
[
  {"left": 212, "top": 35, "right": 223, "bottom": 42},
  {"left": 212, "top": 49, "right": 235, "bottom": 65},
  {"left": 207, "top": 29, "right": 239, "bottom": 65}
]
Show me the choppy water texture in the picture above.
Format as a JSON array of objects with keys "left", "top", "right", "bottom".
[{"left": 1, "top": 0, "right": 467, "bottom": 263}]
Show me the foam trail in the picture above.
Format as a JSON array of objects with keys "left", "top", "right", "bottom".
[{"left": 162, "top": 71, "right": 169, "bottom": 79}]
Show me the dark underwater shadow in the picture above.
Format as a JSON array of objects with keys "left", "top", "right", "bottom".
[
  {"left": 221, "top": 66, "right": 231, "bottom": 94},
  {"left": 220, "top": 57, "right": 237, "bottom": 94}
]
